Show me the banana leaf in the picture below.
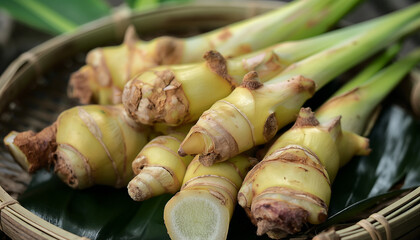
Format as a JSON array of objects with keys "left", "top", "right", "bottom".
[{"left": 18, "top": 102, "right": 420, "bottom": 239}]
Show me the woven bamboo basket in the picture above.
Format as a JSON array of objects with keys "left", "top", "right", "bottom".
[{"left": 0, "top": 1, "right": 419, "bottom": 240}]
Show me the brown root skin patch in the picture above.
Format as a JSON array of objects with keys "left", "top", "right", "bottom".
[
  {"left": 252, "top": 198, "right": 309, "bottom": 236},
  {"left": 154, "top": 70, "right": 188, "bottom": 125},
  {"left": 123, "top": 69, "right": 189, "bottom": 125},
  {"left": 293, "top": 107, "right": 319, "bottom": 128},
  {"left": 53, "top": 150, "right": 79, "bottom": 189},
  {"left": 239, "top": 44, "right": 252, "bottom": 54},
  {"left": 68, "top": 67, "right": 94, "bottom": 104},
  {"left": 263, "top": 113, "right": 278, "bottom": 141},
  {"left": 132, "top": 155, "right": 148, "bottom": 175},
  {"left": 122, "top": 79, "right": 143, "bottom": 122},
  {"left": 13, "top": 123, "right": 57, "bottom": 173},
  {"left": 203, "top": 50, "right": 235, "bottom": 87},
  {"left": 153, "top": 36, "right": 184, "bottom": 65},
  {"left": 198, "top": 152, "right": 221, "bottom": 167},
  {"left": 241, "top": 71, "right": 263, "bottom": 90},
  {"left": 155, "top": 70, "right": 176, "bottom": 85},
  {"left": 217, "top": 28, "right": 232, "bottom": 41},
  {"left": 290, "top": 75, "right": 316, "bottom": 95},
  {"left": 177, "top": 148, "right": 187, "bottom": 157},
  {"left": 246, "top": 187, "right": 329, "bottom": 235}
]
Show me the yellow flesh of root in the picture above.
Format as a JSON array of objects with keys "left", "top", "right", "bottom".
[
  {"left": 164, "top": 190, "right": 230, "bottom": 240},
  {"left": 3, "top": 132, "right": 29, "bottom": 172}
]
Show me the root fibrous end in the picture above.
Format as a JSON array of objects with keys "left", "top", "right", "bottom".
[
  {"left": 123, "top": 69, "right": 189, "bottom": 125},
  {"left": 252, "top": 198, "right": 309, "bottom": 236},
  {"left": 204, "top": 50, "right": 235, "bottom": 87},
  {"left": 241, "top": 71, "right": 263, "bottom": 90},
  {"left": 7, "top": 123, "right": 58, "bottom": 173}
]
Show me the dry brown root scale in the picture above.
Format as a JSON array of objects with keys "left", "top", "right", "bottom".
[
  {"left": 4, "top": 123, "right": 57, "bottom": 172},
  {"left": 203, "top": 50, "right": 235, "bottom": 86},
  {"left": 53, "top": 150, "right": 79, "bottom": 188},
  {"left": 123, "top": 69, "right": 189, "bottom": 126},
  {"left": 152, "top": 36, "right": 184, "bottom": 65},
  {"left": 253, "top": 199, "right": 309, "bottom": 236},
  {"left": 123, "top": 50, "right": 235, "bottom": 126}
]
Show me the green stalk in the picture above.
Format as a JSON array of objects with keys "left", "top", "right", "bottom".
[
  {"left": 332, "top": 43, "right": 402, "bottom": 97},
  {"left": 316, "top": 47, "right": 420, "bottom": 136},
  {"left": 268, "top": 3, "right": 420, "bottom": 88},
  {"left": 236, "top": 17, "right": 386, "bottom": 70},
  {"left": 179, "top": 2, "right": 420, "bottom": 165},
  {"left": 186, "top": 0, "right": 363, "bottom": 60}
]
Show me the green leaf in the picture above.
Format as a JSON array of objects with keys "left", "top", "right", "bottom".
[{"left": 0, "top": 0, "right": 111, "bottom": 35}]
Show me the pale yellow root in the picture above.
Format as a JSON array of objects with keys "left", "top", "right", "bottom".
[
  {"left": 237, "top": 108, "right": 370, "bottom": 238},
  {"left": 164, "top": 155, "right": 256, "bottom": 240},
  {"left": 179, "top": 72, "right": 316, "bottom": 165}
]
